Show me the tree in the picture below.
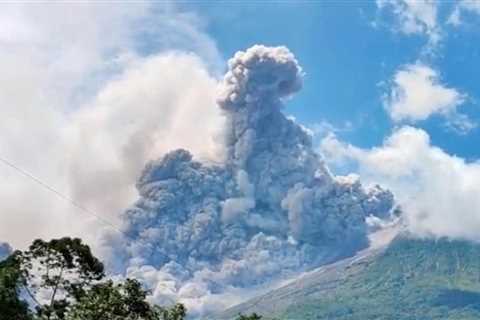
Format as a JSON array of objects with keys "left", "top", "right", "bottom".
[
  {"left": 0, "top": 254, "right": 32, "bottom": 320},
  {"left": 68, "top": 279, "right": 158, "bottom": 320},
  {"left": 236, "top": 313, "right": 263, "bottom": 320},
  {"left": 16, "top": 238, "right": 104, "bottom": 320},
  {"left": 0, "top": 237, "right": 188, "bottom": 320},
  {"left": 69, "top": 277, "right": 187, "bottom": 320},
  {"left": 154, "top": 302, "right": 187, "bottom": 320}
]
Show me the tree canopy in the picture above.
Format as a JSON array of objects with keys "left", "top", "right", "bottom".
[
  {"left": 0, "top": 253, "right": 31, "bottom": 320},
  {"left": 0, "top": 237, "right": 186, "bottom": 320},
  {"left": 236, "top": 313, "right": 263, "bottom": 320},
  {"left": 0, "top": 237, "right": 268, "bottom": 320}
]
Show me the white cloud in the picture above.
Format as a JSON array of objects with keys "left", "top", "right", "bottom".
[
  {"left": 320, "top": 126, "right": 480, "bottom": 242},
  {"left": 309, "top": 120, "right": 354, "bottom": 138},
  {"left": 0, "top": 2, "right": 223, "bottom": 250},
  {"left": 445, "top": 113, "right": 478, "bottom": 135},
  {"left": 383, "top": 63, "right": 470, "bottom": 130},
  {"left": 448, "top": 0, "right": 480, "bottom": 26},
  {"left": 66, "top": 52, "right": 223, "bottom": 225},
  {"left": 376, "top": 0, "right": 440, "bottom": 45},
  {"left": 447, "top": 7, "right": 462, "bottom": 26},
  {"left": 459, "top": 0, "right": 480, "bottom": 13}
]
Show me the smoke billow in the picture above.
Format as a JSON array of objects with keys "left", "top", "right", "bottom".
[{"left": 114, "top": 45, "right": 395, "bottom": 315}]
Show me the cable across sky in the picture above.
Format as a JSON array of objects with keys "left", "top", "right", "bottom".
[{"left": 0, "top": 155, "right": 125, "bottom": 235}]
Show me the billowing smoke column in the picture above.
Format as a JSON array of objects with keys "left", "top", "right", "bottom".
[{"left": 118, "top": 45, "right": 395, "bottom": 315}]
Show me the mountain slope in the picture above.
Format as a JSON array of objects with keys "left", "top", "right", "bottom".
[{"left": 218, "top": 236, "right": 480, "bottom": 320}]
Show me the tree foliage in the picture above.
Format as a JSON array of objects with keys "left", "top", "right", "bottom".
[
  {"left": 16, "top": 238, "right": 104, "bottom": 319},
  {"left": 0, "top": 254, "right": 31, "bottom": 320},
  {"left": 0, "top": 237, "right": 275, "bottom": 320},
  {"left": 154, "top": 302, "right": 187, "bottom": 320},
  {"left": 68, "top": 278, "right": 185, "bottom": 320},
  {"left": 236, "top": 313, "right": 263, "bottom": 320},
  {"left": 0, "top": 237, "right": 188, "bottom": 320}
]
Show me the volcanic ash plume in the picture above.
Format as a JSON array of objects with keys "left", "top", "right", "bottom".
[{"left": 116, "top": 45, "right": 395, "bottom": 315}]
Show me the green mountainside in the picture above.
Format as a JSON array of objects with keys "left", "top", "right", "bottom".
[{"left": 217, "top": 236, "right": 480, "bottom": 320}]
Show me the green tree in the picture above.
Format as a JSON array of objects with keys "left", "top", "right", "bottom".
[
  {"left": 236, "top": 313, "right": 263, "bottom": 320},
  {"left": 0, "top": 254, "right": 32, "bottom": 320},
  {"left": 0, "top": 237, "right": 188, "bottom": 320},
  {"left": 67, "top": 278, "right": 188, "bottom": 320},
  {"left": 16, "top": 238, "right": 104, "bottom": 320},
  {"left": 68, "top": 279, "right": 163, "bottom": 320},
  {"left": 154, "top": 302, "right": 187, "bottom": 320}
]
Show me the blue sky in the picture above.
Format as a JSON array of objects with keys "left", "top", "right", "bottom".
[{"left": 183, "top": 1, "right": 480, "bottom": 161}]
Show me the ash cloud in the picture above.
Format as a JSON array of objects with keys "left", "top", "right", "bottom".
[{"left": 115, "top": 45, "right": 395, "bottom": 315}]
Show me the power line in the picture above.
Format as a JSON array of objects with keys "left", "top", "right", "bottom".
[{"left": 0, "top": 155, "right": 125, "bottom": 235}]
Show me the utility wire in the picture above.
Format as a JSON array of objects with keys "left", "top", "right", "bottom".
[{"left": 0, "top": 155, "right": 125, "bottom": 235}]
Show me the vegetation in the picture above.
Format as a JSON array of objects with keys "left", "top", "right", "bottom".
[
  {"left": 278, "top": 237, "right": 480, "bottom": 320},
  {"left": 0, "top": 237, "right": 267, "bottom": 320},
  {"left": 11, "top": 236, "right": 480, "bottom": 320},
  {"left": 0, "top": 237, "right": 182, "bottom": 320},
  {"left": 0, "top": 254, "right": 30, "bottom": 320},
  {"left": 236, "top": 313, "right": 263, "bottom": 320},
  {"left": 8, "top": 236, "right": 480, "bottom": 319}
]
